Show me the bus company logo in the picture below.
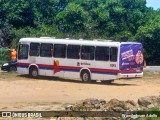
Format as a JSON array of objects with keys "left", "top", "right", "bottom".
[
  {"left": 135, "top": 50, "right": 144, "bottom": 64},
  {"left": 54, "top": 60, "right": 60, "bottom": 74},
  {"left": 81, "top": 62, "right": 91, "bottom": 65},
  {"left": 77, "top": 62, "right": 91, "bottom": 66},
  {"left": 121, "top": 49, "right": 134, "bottom": 60}
]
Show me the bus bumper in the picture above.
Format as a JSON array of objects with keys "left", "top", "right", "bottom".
[{"left": 118, "top": 72, "right": 143, "bottom": 78}]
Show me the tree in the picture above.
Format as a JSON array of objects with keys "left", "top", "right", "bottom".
[
  {"left": 56, "top": 3, "right": 90, "bottom": 38},
  {"left": 0, "top": 0, "right": 160, "bottom": 65},
  {"left": 0, "top": 24, "right": 11, "bottom": 47},
  {"left": 135, "top": 9, "right": 160, "bottom": 65},
  {"left": 2, "top": 0, "right": 35, "bottom": 28}
]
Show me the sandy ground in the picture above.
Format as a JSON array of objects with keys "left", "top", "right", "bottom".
[{"left": 0, "top": 72, "right": 160, "bottom": 111}]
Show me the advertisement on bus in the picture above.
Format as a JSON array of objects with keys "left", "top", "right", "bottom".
[{"left": 120, "top": 43, "right": 144, "bottom": 73}]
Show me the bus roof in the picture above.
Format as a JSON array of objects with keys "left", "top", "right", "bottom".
[{"left": 19, "top": 37, "right": 141, "bottom": 46}]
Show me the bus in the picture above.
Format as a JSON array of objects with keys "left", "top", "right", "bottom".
[{"left": 17, "top": 37, "right": 144, "bottom": 82}]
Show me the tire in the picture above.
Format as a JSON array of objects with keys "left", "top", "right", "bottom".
[
  {"left": 29, "top": 67, "right": 38, "bottom": 78},
  {"left": 8, "top": 66, "right": 17, "bottom": 72},
  {"left": 81, "top": 71, "right": 91, "bottom": 82}
]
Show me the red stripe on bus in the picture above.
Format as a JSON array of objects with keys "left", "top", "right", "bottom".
[
  {"left": 90, "top": 68, "right": 120, "bottom": 73},
  {"left": 17, "top": 62, "right": 30, "bottom": 66},
  {"left": 122, "top": 69, "right": 137, "bottom": 73},
  {"left": 37, "top": 64, "right": 53, "bottom": 68},
  {"left": 60, "top": 66, "right": 82, "bottom": 70},
  {"left": 17, "top": 62, "right": 120, "bottom": 73}
]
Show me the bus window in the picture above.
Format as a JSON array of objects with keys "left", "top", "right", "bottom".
[
  {"left": 95, "top": 46, "right": 109, "bottom": 61},
  {"left": 81, "top": 46, "right": 95, "bottom": 60},
  {"left": 29, "top": 43, "right": 40, "bottom": 56},
  {"left": 67, "top": 45, "right": 80, "bottom": 59},
  {"left": 54, "top": 44, "right": 66, "bottom": 58},
  {"left": 110, "top": 47, "right": 118, "bottom": 62},
  {"left": 18, "top": 44, "right": 29, "bottom": 60},
  {"left": 40, "top": 43, "right": 53, "bottom": 57}
]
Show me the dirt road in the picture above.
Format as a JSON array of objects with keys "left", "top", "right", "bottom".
[{"left": 0, "top": 72, "right": 160, "bottom": 111}]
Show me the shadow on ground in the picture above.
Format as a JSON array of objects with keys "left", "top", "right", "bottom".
[{"left": 18, "top": 75, "right": 138, "bottom": 86}]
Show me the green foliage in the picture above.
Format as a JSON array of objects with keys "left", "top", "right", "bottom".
[
  {"left": 0, "top": 23, "right": 12, "bottom": 47},
  {"left": 0, "top": 0, "right": 160, "bottom": 65},
  {"left": 56, "top": 3, "right": 90, "bottom": 32},
  {"left": 3, "top": 0, "right": 35, "bottom": 28},
  {"left": 135, "top": 10, "right": 160, "bottom": 65},
  {"left": 0, "top": 47, "right": 10, "bottom": 64}
]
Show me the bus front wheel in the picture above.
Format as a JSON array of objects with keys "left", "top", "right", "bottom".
[
  {"left": 81, "top": 71, "right": 91, "bottom": 82},
  {"left": 29, "top": 67, "right": 38, "bottom": 78}
]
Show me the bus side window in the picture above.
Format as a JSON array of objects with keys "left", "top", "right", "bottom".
[
  {"left": 54, "top": 44, "right": 66, "bottom": 58},
  {"left": 67, "top": 45, "right": 80, "bottom": 59},
  {"left": 81, "top": 46, "right": 95, "bottom": 60},
  {"left": 110, "top": 47, "right": 118, "bottom": 62},
  {"left": 30, "top": 43, "right": 40, "bottom": 56},
  {"left": 95, "top": 46, "right": 109, "bottom": 61},
  {"left": 40, "top": 43, "right": 53, "bottom": 57}
]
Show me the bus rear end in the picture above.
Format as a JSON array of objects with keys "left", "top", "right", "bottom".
[{"left": 119, "top": 43, "right": 144, "bottom": 78}]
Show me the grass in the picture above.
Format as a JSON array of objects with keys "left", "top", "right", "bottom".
[
  {"left": 0, "top": 71, "right": 19, "bottom": 81},
  {"left": 143, "top": 71, "right": 160, "bottom": 78}
]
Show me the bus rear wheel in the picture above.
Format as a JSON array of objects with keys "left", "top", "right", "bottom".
[
  {"left": 29, "top": 67, "right": 38, "bottom": 78},
  {"left": 81, "top": 71, "right": 91, "bottom": 82}
]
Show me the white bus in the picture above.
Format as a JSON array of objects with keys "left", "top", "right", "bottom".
[{"left": 17, "top": 37, "right": 144, "bottom": 82}]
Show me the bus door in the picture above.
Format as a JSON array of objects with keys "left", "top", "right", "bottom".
[
  {"left": 17, "top": 43, "right": 29, "bottom": 74},
  {"left": 120, "top": 43, "right": 144, "bottom": 74}
]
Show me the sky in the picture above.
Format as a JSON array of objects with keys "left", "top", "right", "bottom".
[{"left": 146, "top": 0, "right": 160, "bottom": 10}]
